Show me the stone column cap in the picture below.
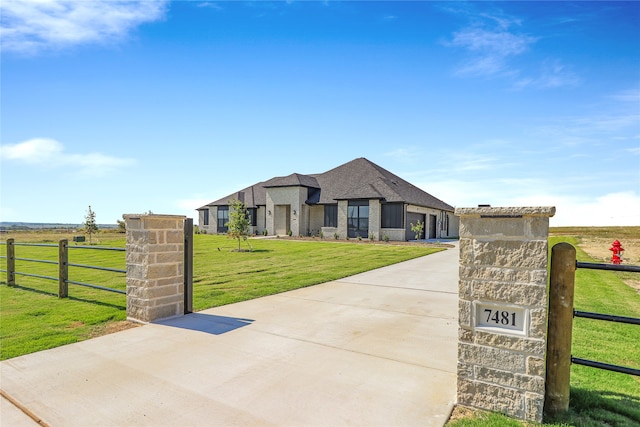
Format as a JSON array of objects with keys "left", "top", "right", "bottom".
[
  {"left": 123, "top": 214, "right": 187, "bottom": 220},
  {"left": 455, "top": 206, "right": 556, "bottom": 218}
]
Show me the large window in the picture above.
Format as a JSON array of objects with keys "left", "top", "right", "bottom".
[
  {"left": 202, "top": 209, "right": 209, "bottom": 226},
  {"left": 217, "top": 206, "right": 229, "bottom": 232},
  {"left": 324, "top": 205, "right": 338, "bottom": 227},
  {"left": 248, "top": 208, "right": 257, "bottom": 227},
  {"left": 347, "top": 200, "right": 369, "bottom": 238},
  {"left": 381, "top": 203, "right": 403, "bottom": 228}
]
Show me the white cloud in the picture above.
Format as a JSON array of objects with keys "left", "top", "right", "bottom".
[
  {"left": 175, "top": 197, "right": 211, "bottom": 214},
  {"left": 384, "top": 147, "right": 422, "bottom": 163},
  {"left": 611, "top": 88, "right": 640, "bottom": 103},
  {"left": 0, "top": 137, "right": 136, "bottom": 176},
  {"left": 415, "top": 177, "right": 640, "bottom": 227},
  {"left": 514, "top": 192, "right": 640, "bottom": 227},
  {"left": 197, "top": 2, "right": 222, "bottom": 10},
  {"left": 0, "top": 137, "right": 63, "bottom": 163},
  {"left": 0, "top": 0, "right": 169, "bottom": 54},
  {"left": 451, "top": 27, "right": 534, "bottom": 57},
  {"left": 514, "top": 59, "right": 581, "bottom": 90},
  {"left": 447, "top": 24, "right": 537, "bottom": 77},
  {"left": 444, "top": 8, "right": 582, "bottom": 89}
]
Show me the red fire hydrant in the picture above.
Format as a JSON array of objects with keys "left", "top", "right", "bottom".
[{"left": 609, "top": 240, "right": 624, "bottom": 264}]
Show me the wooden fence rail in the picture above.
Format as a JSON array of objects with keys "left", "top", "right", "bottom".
[
  {"left": 544, "top": 242, "right": 640, "bottom": 417},
  {"left": 1, "top": 238, "right": 126, "bottom": 297}
]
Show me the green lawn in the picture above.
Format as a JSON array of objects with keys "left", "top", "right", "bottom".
[
  {"left": 547, "top": 236, "right": 640, "bottom": 427},
  {"left": 0, "top": 234, "right": 442, "bottom": 360},
  {"left": 191, "top": 235, "right": 443, "bottom": 310}
]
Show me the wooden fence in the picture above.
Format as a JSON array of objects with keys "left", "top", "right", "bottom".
[
  {"left": 545, "top": 242, "right": 640, "bottom": 416},
  {"left": 1, "top": 238, "right": 126, "bottom": 297}
]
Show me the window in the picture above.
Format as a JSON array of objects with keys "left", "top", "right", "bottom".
[
  {"left": 381, "top": 203, "right": 403, "bottom": 228},
  {"left": 202, "top": 209, "right": 209, "bottom": 226},
  {"left": 324, "top": 205, "right": 338, "bottom": 227},
  {"left": 347, "top": 200, "right": 369, "bottom": 238},
  {"left": 217, "top": 206, "right": 229, "bottom": 232},
  {"left": 248, "top": 208, "right": 257, "bottom": 227}
]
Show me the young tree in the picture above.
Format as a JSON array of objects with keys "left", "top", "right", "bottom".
[
  {"left": 84, "top": 205, "right": 99, "bottom": 244},
  {"left": 226, "top": 199, "right": 251, "bottom": 251},
  {"left": 116, "top": 219, "right": 126, "bottom": 233},
  {"left": 410, "top": 219, "right": 424, "bottom": 241}
]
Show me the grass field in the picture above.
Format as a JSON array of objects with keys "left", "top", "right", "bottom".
[
  {"left": 2, "top": 227, "right": 638, "bottom": 427},
  {"left": 0, "top": 231, "right": 442, "bottom": 360}
]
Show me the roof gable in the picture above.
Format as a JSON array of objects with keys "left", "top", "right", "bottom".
[
  {"left": 199, "top": 157, "right": 454, "bottom": 212},
  {"left": 264, "top": 173, "right": 319, "bottom": 189},
  {"left": 315, "top": 158, "right": 454, "bottom": 211}
]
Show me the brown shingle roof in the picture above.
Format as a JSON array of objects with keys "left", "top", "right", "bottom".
[
  {"left": 198, "top": 157, "right": 454, "bottom": 212},
  {"left": 264, "top": 173, "right": 320, "bottom": 189}
]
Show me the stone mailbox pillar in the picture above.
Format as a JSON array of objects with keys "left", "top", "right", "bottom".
[
  {"left": 124, "top": 214, "right": 186, "bottom": 323},
  {"left": 455, "top": 206, "right": 555, "bottom": 422}
]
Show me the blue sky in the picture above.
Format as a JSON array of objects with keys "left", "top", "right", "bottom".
[{"left": 1, "top": 1, "right": 639, "bottom": 227}]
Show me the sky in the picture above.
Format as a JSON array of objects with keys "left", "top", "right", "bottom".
[{"left": 1, "top": 1, "right": 639, "bottom": 227}]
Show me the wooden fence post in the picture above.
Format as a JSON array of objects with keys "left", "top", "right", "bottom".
[
  {"left": 184, "top": 218, "right": 193, "bottom": 315},
  {"left": 59, "top": 239, "right": 68, "bottom": 298},
  {"left": 544, "top": 242, "right": 576, "bottom": 417},
  {"left": 6, "top": 238, "right": 15, "bottom": 286}
]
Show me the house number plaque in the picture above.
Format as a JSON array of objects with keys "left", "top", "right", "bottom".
[{"left": 474, "top": 302, "right": 527, "bottom": 335}]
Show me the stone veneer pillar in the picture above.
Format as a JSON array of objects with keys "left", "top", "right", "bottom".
[
  {"left": 124, "top": 214, "right": 186, "bottom": 323},
  {"left": 455, "top": 206, "right": 555, "bottom": 423}
]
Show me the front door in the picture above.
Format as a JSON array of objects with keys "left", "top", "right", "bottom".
[
  {"left": 429, "top": 214, "right": 437, "bottom": 239},
  {"left": 275, "top": 205, "right": 291, "bottom": 236}
]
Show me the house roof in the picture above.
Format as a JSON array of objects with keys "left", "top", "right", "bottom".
[
  {"left": 264, "top": 173, "right": 320, "bottom": 189},
  {"left": 199, "top": 157, "right": 454, "bottom": 212}
]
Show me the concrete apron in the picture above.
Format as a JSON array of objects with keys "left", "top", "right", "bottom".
[{"left": 1, "top": 245, "right": 459, "bottom": 427}]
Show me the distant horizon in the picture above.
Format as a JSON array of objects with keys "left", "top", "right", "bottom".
[
  {"left": 0, "top": 221, "right": 119, "bottom": 228},
  {"left": 1, "top": 220, "right": 636, "bottom": 231}
]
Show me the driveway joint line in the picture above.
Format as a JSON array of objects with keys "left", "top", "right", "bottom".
[{"left": 245, "top": 328, "right": 458, "bottom": 375}]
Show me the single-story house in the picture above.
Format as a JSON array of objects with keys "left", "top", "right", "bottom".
[{"left": 197, "top": 157, "right": 459, "bottom": 241}]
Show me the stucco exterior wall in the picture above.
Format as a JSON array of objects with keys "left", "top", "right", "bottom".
[
  {"left": 336, "top": 200, "right": 348, "bottom": 239},
  {"left": 369, "top": 199, "right": 381, "bottom": 240},
  {"left": 266, "top": 186, "right": 308, "bottom": 236},
  {"left": 444, "top": 212, "right": 459, "bottom": 238},
  {"left": 380, "top": 229, "right": 405, "bottom": 241},
  {"left": 199, "top": 191, "right": 458, "bottom": 241},
  {"left": 407, "top": 204, "right": 459, "bottom": 239},
  {"left": 255, "top": 206, "right": 266, "bottom": 235},
  {"left": 309, "top": 205, "right": 324, "bottom": 236}
]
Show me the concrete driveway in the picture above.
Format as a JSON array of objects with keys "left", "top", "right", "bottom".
[{"left": 1, "top": 244, "right": 459, "bottom": 427}]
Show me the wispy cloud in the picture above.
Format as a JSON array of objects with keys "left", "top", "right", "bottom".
[
  {"left": 197, "top": 2, "right": 222, "bottom": 10},
  {"left": 384, "top": 147, "right": 422, "bottom": 163},
  {"left": 534, "top": 112, "right": 640, "bottom": 147},
  {"left": 611, "top": 88, "right": 640, "bottom": 103},
  {"left": 0, "top": 138, "right": 136, "bottom": 176},
  {"left": 0, "top": 0, "right": 169, "bottom": 54},
  {"left": 514, "top": 59, "right": 581, "bottom": 89},
  {"left": 444, "top": 7, "right": 582, "bottom": 89},
  {"left": 445, "top": 10, "right": 537, "bottom": 78}
]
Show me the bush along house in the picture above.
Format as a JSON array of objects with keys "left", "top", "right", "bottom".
[{"left": 197, "top": 158, "right": 459, "bottom": 241}]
